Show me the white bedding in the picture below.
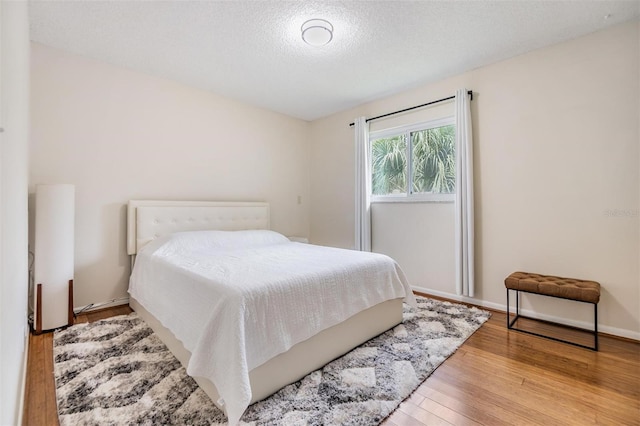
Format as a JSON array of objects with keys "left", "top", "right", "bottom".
[{"left": 128, "top": 230, "right": 416, "bottom": 425}]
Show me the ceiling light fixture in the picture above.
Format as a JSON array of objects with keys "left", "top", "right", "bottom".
[{"left": 301, "top": 19, "right": 333, "bottom": 46}]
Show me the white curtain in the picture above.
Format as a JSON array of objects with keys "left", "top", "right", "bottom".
[
  {"left": 455, "top": 89, "right": 475, "bottom": 297},
  {"left": 354, "top": 117, "right": 372, "bottom": 251}
]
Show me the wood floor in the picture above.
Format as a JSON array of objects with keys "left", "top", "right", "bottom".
[{"left": 23, "top": 299, "right": 639, "bottom": 426}]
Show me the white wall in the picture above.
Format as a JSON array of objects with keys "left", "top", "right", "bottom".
[
  {"left": 0, "top": 2, "right": 30, "bottom": 424},
  {"left": 30, "top": 43, "right": 311, "bottom": 309},
  {"left": 310, "top": 20, "right": 640, "bottom": 339},
  {"left": 372, "top": 202, "right": 455, "bottom": 294}
]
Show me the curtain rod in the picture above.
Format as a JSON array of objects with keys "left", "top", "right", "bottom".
[{"left": 349, "top": 90, "right": 473, "bottom": 127}]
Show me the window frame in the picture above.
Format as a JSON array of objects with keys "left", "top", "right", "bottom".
[{"left": 370, "top": 116, "right": 456, "bottom": 203}]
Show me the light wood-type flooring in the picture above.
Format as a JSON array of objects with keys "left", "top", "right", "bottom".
[{"left": 23, "top": 297, "right": 639, "bottom": 425}]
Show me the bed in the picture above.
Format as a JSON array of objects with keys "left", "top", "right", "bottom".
[{"left": 127, "top": 200, "right": 416, "bottom": 424}]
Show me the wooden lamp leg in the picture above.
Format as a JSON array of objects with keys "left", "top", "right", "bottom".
[
  {"left": 68, "top": 279, "right": 74, "bottom": 326},
  {"left": 35, "top": 283, "right": 42, "bottom": 334},
  {"left": 34, "top": 279, "right": 74, "bottom": 333}
]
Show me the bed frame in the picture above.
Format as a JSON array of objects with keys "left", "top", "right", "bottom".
[{"left": 127, "top": 200, "right": 403, "bottom": 412}]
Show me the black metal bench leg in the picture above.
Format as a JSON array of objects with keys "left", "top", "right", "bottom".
[
  {"left": 506, "top": 289, "right": 510, "bottom": 328},
  {"left": 594, "top": 303, "right": 598, "bottom": 351},
  {"left": 506, "top": 289, "right": 520, "bottom": 329}
]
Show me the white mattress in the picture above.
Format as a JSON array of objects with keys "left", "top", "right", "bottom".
[{"left": 129, "top": 230, "right": 416, "bottom": 425}]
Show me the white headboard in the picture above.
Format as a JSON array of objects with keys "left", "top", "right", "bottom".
[{"left": 127, "top": 200, "right": 270, "bottom": 255}]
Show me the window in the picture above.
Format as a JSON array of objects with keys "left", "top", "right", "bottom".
[{"left": 370, "top": 117, "right": 455, "bottom": 202}]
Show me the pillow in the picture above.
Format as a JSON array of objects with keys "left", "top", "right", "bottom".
[{"left": 143, "top": 229, "right": 290, "bottom": 256}]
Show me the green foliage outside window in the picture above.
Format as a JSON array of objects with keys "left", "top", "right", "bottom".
[
  {"left": 371, "top": 135, "right": 407, "bottom": 195},
  {"left": 371, "top": 124, "right": 455, "bottom": 196}
]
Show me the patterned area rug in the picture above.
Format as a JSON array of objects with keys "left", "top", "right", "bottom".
[{"left": 54, "top": 297, "right": 490, "bottom": 425}]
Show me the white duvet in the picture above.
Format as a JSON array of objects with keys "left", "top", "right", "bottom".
[{"left": 129, "top": 230, "right": 416, "bottom": 425}]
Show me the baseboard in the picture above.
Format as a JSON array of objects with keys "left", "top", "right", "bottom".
[
  {"left": 412, "top": 286, "right": 640, "bottom": 342},
  {"left": 17, "top": 330, "right": 29, "bottom": 426}
]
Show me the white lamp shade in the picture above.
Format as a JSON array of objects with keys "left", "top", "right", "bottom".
[{"left": 34, "top": 184, "right": 75, "bottom": 331}]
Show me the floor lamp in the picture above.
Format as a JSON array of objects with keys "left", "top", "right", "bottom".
[{"left": 34, "top": 184, "right": 75, "bottom": 333}]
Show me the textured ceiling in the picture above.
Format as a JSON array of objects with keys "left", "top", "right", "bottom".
[{"left": 29, "top": 1, "right": 639, "bottom": 121}]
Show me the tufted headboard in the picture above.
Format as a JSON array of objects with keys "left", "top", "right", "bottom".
[{"left": 127, "top": 200, "right": 270, "bottom": 255}]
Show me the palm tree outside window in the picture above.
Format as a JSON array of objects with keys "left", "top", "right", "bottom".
[{"left": 370, "top": 117, "right": 455, "bottom": 201}]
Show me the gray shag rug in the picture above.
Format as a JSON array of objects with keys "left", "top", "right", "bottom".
[{"left": 54, "top": 297, "right": 490, "bottom": 425}]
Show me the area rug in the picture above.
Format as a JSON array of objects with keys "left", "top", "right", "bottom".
[{"left": 53, "top": 297, "right": 490, "bottom": 425}]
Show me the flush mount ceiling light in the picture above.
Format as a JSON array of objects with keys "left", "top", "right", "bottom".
[{"left": 301, "top": 19, "right": 333, "bottom": 46}]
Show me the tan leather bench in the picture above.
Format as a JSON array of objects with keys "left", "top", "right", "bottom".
[{"left": 505, "top": 271, "right": 601, "bottom": 350}]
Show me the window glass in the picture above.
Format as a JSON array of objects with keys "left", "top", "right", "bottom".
[
  {"left": 410, "top": 125, "right": 455, "bottom": 194},
  {"left": 371, "top": 134, "right": 407, "bottom": 196},
  {"left": 370, "top": 118, "right": 455, "bottom": 202}
]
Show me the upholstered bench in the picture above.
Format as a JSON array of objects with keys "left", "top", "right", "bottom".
[{"left": 505, "top": 271, "right": 601, "bottom": 350}]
